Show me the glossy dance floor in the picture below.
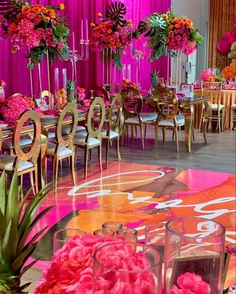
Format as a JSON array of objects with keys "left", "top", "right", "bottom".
[{"left": 31, "top": 161, "right": 236, "bottom": 271}]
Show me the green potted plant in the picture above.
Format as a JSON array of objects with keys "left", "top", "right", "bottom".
[{"left": 0, "top": 172, "right": 52, "bottom": 293}]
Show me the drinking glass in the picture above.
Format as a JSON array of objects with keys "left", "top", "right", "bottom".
[
  {"left": 116, "top": 227, "right": 137, "bottom": 242},
  {"left": 102, "top": 221, "right": 123, "bottom": 233},
  {"left": 89, "top": 89, "right": 94, "bottom": 100},
  {"left": 164, "top": 216, "right": 225, "bottom": 294},
  {"left": 53, "top": 228, "right": 86, "bottom": 252},
  {"left": 94, "top": 241, "right": 162, "bottom": 293},
  {"left": 224, "top": 244, "right": 236, "bottom": 292},
  {"left": 145, "top": 222, "right": 166, "bottom": 263},
  {"left": 93, "top": 228, "right": 114, "bottom": 236}
]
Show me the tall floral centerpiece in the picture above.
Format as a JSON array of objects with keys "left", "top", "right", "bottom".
[
  {"left": 0, "top": 1, "right": 69, "bottom": 68},
  {"left": 136, "top": 10, "right": 204, "bottom": 85},
  {"left": 90, "top": 2, "right": 132, "bottom": 70}
]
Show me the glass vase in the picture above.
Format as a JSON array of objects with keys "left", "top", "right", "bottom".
[
  {"left": 53, "top": 228, "right": 86, "bottom": 252},
  {"left": 164, "top": 216, "right": 225, "bottom": 294},
  {"left": 93, "top": 241, "right": 162, "bottom": 293}
]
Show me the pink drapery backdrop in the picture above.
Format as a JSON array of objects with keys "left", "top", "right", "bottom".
[{"left": 0, "top": 0, "right": 171, "bottom": 97}]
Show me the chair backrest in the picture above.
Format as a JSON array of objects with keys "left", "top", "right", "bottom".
[
  {"left": 201, "top": 82, "right": 222, "bottom": 105},
  {"left": 56, "top": 103, "right": 78, "bottom": 150},
  {"left": 13, "top": 110, "right": 41, "bottom": 166},
  {"left": 107, "top": 93, "right": 123, "bottom": 134},
  {"left": 121, "top": 87, "right": 143, "bottom": 117},
  {"left": 153, "top": 86, "right": 178, "bottom": 119},
  {"left": 40, "top": 90, "right": 54, "bottom": 108},
  {"left": 94, "top": 86, "right": 110, "bottom": 103},
  {"left": 87, "top": 97, "right": 105, "bottom": 140}
]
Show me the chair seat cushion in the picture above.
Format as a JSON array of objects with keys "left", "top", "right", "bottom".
[
  {"left": 2, "top": 135, "right": 32, "bottom": 150},
  {"left": 158, "top": 115, "right": 185, "bottom": 127},
  {"left": 74, "top": 131, "right": 101, "bottom": 147},
  {"left": 101, "top": 130, "right": 119, "bottom": 139},
  {"left": 125, "top": 112, "right": 158, "bottom": 124},
  {"left": 209, "top": 104, "right": 224, "bottom": 110},
  {"left": 0, "top": 154, "right": 33, "bottom": 172},
  {"left": 46, "top": 142, "right": 72, "bottom": 157}
]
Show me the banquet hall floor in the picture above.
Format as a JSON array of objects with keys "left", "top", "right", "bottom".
[{"left": 24, "top": 130, "right": 236, "bottom": 292}]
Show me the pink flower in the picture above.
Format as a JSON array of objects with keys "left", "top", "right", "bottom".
[
  {"left": 0, "top": 80, "right": 6, "bottom": 87},
  {"left": 170, "top": 272, "right": 211, "bottom": 294}
]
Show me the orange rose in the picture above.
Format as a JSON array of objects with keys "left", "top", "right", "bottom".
[
  {"left": 22, "top": 6, "right": 31, "bottom": 14},
  {"left": 98, "top": 12, "right": 102, "bottom": 17},
  {"left": 59, "top": 3, "right": 65, "bottom": 10},
  {"left": 41, "top": 7, "right": 48, "bottom": 14},
  {"left": 44, "top": 16, "right": 50, "bottom": 22},
  {"left": 168, "top": 25, "right": 174, "bottom": 30},
  {"left": 31, "top": 5, "right": 41, "bottom": 14},
  {"left": 169, "top": 31, "right": 174, "bottom": 37},
  {"left": 9, "top": 23, "right": 17, "bottom": 32},
  {"left": 107, "top": 29, "right": 112, "bottom": 34},
  {"left": 48, "top": 9, "right": 56, "bottom": 19},
  {"left": 175, "top": 24, "right": 181, "bottom": 28}
]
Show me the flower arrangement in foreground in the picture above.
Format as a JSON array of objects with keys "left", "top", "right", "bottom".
[
  {"left": 136, "top": 10, "right": 204, "bottom": 61},
  {"left": 0, "top": 94, "right": 34, "bottom": 124},
  {"left": 90, "top": 2, "right": 133, "bottom": 69},
  {"left": 122, "top": 78, "right": 138, "bottom": 91},
  {"left": 0, "top": 1, "right": 69, "bottom": 67},
  {"left": 34, "top": 234, "right": 156, "bottom": 294},
  {"left": 170, "top": 272, "right": 210, "bottom": 294}
]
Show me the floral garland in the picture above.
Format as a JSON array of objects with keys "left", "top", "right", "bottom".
[
  {"left": 0, "top": 1, "right": 69, "bottom": 68},
  {"left": 90, "top": 2, "right": 133, "bottom": 69},
  {"left": 136, "top": 10, "right": 204, "bottom": 61}
]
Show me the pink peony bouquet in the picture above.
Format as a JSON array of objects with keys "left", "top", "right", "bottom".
[
  {"left": 170, "top": 272, "right": 210, "bottom": 294},
  {"left": 200, "top": 68, "right": 215, "bottom": 82},
  {"left": 34, "top": 234, "right": 156, "bottom": 294},
  {"left": 0, "top": 94, "right": 34, "bottom": 124}
]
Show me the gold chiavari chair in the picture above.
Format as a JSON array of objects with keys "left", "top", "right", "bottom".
[
  {"left": 153, "top": 86, "right": 185, "bottom": 152},
  {"left": 73, "top": 97, "right": 105, "bottom": 178},
  {"left": 199, "top": 82, "right": 224, "bottom": 133},
  {"left": 0, "top": 110, "right": 41, "bottom": 193},
  {"left": 94, "top": 86, "right": 110, "bottom": 103},
  {"left": 45, "top": 103, "right": 78, "bottom": 187},
  {"left": 121, "top": 87, "right": 158, "bottom": 149},
  {"left": 101, "top": 93, "right": 123, "bottom": 168}
]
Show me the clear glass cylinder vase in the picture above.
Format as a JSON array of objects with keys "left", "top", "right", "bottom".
[
  {"left": 164, "top": 216, "right": 225, "bottom": 294},
  {"left": 94, "top": 241, "right": 162, "bottom": 293}
]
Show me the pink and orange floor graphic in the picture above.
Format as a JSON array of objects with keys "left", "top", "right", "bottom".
[{"left": 32, "top": 161, "right": 236, "bottom": 282}]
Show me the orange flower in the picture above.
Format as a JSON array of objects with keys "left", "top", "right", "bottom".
[
  {"left": 90, "top": 23, "right": 96, "bottom": 28},
  {"left": 98, "top": 12, "right": 102, "bottom": 17},
  {"left": 41, "top": 7, "right": 48, "bottom": 14},
  {"left": 59, "top": 3, "right": 65, "bottom": 10},
  {"left": 168, "top": 25, "right": 174, "bottom": 30},
  {"left": 166, "top": 37, "right": 170, "bottom": 44},
  {"left": 169, "top": 31, "right": 174, "bottom": 37},
  {"left": 48, "top": 9, "right": 56, "bottom": 19},
  {"left": 107, "top": 29, "right": 112, "bottom": 34},
  {"left": 9, "top": 23, "right": 17, "bottom": 32},
  {"left": 44, "top": 16, "right": 50, "bottom": 22},
  {"left": 175, "top": 24, "right": 181, "bottom": 29},
  {"left": 22, "top": 6, "right": 31, "bottom": 14},
  {"left": 127, "top": 19, "right": 132, "bottom": 25},
  {"left": 31, "top": 5, "right": 41, "bottom": 14}
]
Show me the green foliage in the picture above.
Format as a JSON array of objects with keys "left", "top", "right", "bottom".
[
  {"left": 113, "top": 51, "right": 122, "bottom": 69},
  {"left": 66, "top": 80, "right": 75, "bottom": 102},
  {"left": 106, "top": 1, "right": 127, "bottom": 27},
  {"left": 0, "top": 172, "right": 52, "bottom": 293},
  {"left": 151, "top": 70, "right": 159, "bottom": 88}
]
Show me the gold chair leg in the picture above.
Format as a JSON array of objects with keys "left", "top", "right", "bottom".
[
  {"left": 53, "top": 157, "right": 59, "bottom": 188},
  {"left": 34, "top": 169, "right": 39, "bottom": 194},
  {"left": 84, "top": 147, "right": 89, "bottom": 179},
  {"left": 218, "top": 111, "right": 221, "bottom": 133},
  {"left": 116, "top": 136, "right": 121, "bottom": 161},
  {"left": 203, "top": 120, "right": 207, "bottom": 144},
  {"left": 98, "top": 144, "right": 103, "bottom": 172},
  {"left": 71, "top": 153, "right": 76, "bottom": 185},
  {"left": 175, "top": 128, "right": 179, "bottom": 152},
  {"left": 29, "top": 171, "right": 36, "bottom": 195},
  {"left": 106, "top": 139, "right": 110, "bottom": 169},
  {"left": 144, "top": 124, "right": 147, "bottom": 138},
  {"left": 154, "top": 125, "right": 158, "bottom": 146},
  {"left": 140, "top": 124, "right": 144, "bottom": 150},
  {"left": 162, "top": 128, "right": 166, "bottom": 144}
]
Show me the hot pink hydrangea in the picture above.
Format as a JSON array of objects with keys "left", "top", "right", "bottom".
[
  {"left": 0, "top": 95, "right": 33, "bottom": 124},
  {"left": 34, "top": 234, "right": 157, "bottom": 294},
  {"left": 170, "top": 272, "right": 211, "bottom": 294},
  {"left": 200, "top": 68, "right": 215, "bottom": 82}
]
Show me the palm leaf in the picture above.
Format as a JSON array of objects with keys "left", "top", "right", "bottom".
[{"left": 106, "top": 1, "right": 127, "bottom": 26}]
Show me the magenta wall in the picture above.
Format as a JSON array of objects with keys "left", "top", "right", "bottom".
[{"left": 0, "top": 0, "right": 171, "bottom": 97}]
